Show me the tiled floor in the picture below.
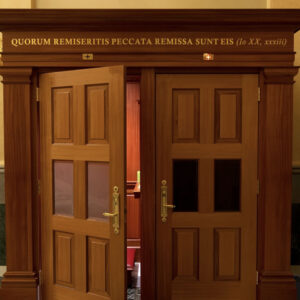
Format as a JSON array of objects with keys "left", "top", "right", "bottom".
[{"left": 127, "top": 288, "right": 140, "bottom": 300}]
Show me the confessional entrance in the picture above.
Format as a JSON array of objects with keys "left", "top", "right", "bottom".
[{"left": 40, "top": 67, "right": 258, "bottom": 300}]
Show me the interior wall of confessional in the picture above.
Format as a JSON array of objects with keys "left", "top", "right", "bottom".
[{"left": 0, "top": 0, "right": 300, "bottom": 278}]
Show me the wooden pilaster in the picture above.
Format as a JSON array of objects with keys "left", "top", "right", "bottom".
[
  {"left": 257, "top": 67, "right": 299, "bottom": 300},
  {"left": 0, "top": 67, "right": 38, "bottom": 300}
]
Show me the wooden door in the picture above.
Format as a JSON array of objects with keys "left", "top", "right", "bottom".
[
  {"left": 156, "top": 74, "right": 258, "bottom": 300},
  {"left": 40, "top": 66, "right": 126, "bottom": 300}
]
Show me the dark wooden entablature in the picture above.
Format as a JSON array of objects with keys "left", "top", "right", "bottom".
[{"left": 0, "top": 9, "right": 300, "bottom": 31}]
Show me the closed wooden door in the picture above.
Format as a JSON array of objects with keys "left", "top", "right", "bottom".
[
  {"left": 40, "top": 66, "right": 125, "bottom": 300},
  {"left": 156, "top": 74, "right": 258, "bottom": 300}
]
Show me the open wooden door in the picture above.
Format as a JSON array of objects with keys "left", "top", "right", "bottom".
[
  {"left": 156, "top": 74, "right": 258, "bottom": 300},
  {"left": 40, "top": 66, "right": 126, "bottom": 300}
]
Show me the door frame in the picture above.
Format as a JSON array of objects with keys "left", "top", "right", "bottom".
[
  {"left": 0, "top": 9, "right": 299, "bottom": 300},
  {"left": 0, "top": 64, "right": 297, "bottom": 300}
]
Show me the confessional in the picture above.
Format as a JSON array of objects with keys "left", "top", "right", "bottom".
[{"left": 0, "top": 9, "right": 299, "bottom": 300}]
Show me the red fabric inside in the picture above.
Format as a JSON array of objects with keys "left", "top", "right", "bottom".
[{"left": 127, "top": 248, "right": 136, "bottom": 269}]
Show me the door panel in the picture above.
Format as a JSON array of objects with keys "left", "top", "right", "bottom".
[
  {"left": 156, "top": 74, "right": 258, "bottom": 300},
  {"left": 40, "top": 66, "right": 125, "bottom": 300}
]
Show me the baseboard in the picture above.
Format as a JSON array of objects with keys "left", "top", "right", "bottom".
[
  {"left": 257, "top": 282, "right": 297, "bottom": 300},
  {"left": 0, "top": 287, "right": 37, "bottom": 300},
  {"left": 258, "top": 272, "right": 297, "bottom": 300}
]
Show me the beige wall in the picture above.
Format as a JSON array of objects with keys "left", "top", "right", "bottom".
[
  {"left": 270, "top": 0, "right": 300, "bottom": 7},
  {"left": 294, "top": 33, "right": 300, "bottom": 166},
  {"left": 0, "top": 0, "right": 31, "bottom": 8},
  {"left": 34, "top": 0, "right": 267, "bottom": 9},
  {"left": 0, "top": 77, "right": 3, "bottom": 167}
]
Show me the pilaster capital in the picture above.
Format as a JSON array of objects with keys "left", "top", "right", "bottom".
[
  {"left": 0, "top": 67, "right": 32, "bottom": 84},
  {"left": 263, "top": 67, "right": 299, "bottom": 84}
]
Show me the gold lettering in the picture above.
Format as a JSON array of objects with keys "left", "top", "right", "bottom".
[
  {"left": 8, "top": 35, "right": 276, "bottom": 49},
  {"left": 11, "top": 39, "right": 18, "bottom": 47}
]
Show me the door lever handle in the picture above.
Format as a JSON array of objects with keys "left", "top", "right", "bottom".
[
  {"left": 103, "top": 212, "right": 118, "bottom": 217},
  {"left": 103, "top": 186, "right": 120, "bottom": 234},
  {"left": 161, "top": 180, "right": 175, "bottom": 223},
  {"left": 163, "top": 204, "right": 176, "bottom": 209}
]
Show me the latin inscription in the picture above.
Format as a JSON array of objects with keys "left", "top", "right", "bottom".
[
  {"left": 2, "top": 32, "right": 293, "bottom": 54},
  {"left": 9, "top": 36, "right": 288, "bottom": 48}
]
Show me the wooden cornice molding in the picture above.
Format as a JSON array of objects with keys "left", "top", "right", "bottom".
[
  {"left": 263, "top": 67, "right": 299, "bottom": 84},
  {"left": 0, "top": 9, "right": 300, "bottom": 31},
  {"left": 0, "top": 67, "right": 32, "bottom": 84}
]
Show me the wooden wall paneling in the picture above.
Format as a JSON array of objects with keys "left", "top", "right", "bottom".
[
  {"left": 126, "top": 82, "right": 141, "bottom": 241},
  {"left": 126, "top": 82, "right": 140, "bottom": 182},
  {"left": 0, "top": 67, "right": 38, "bottom": 299},
  {"left": 126, "top": 194, "right": 141, "bottom": 239},
  {"left": 140, "top": 68, "right": 156, "bottom": 300},
  {"left": 257, "top": 67, "right": 299, "bottom": 300}
]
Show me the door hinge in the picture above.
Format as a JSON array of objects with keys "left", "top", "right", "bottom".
[
  {"left": 256, "top": 271, "right": 259, "bottom": 285},
  {"left": 36, "top": 87, "right": 40, "bottom": 102},
  {"left": 258, "top": 87, "right": 261, "bottom": 102},
  {"left": 257, "top": 180, "right": 260, "bottom": 195}
]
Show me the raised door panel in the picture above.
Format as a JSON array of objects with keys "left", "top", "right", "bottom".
[
  {"left": 172, "top": 89, "right": 199, "bottom": 143},
  {"left": 52, "top": 87, "right": 73, "bottom": 143},
  {"left": 87, "top": 237, "right": 110, "bottom": 296},
  {"left": 86, "top": 85, "right": 108, "bottom": 144},
  {"left": 214, "top": 228, "right": 241, "bottom": 281},
  {"left": 172, "top": 228, "right": 199, "bottom": 281},
  {"left": 54, "top": 231, "right": 74, "bottom": 287},
  {"left": 215, "top": 89, "right": 242, "bottom": 143}
]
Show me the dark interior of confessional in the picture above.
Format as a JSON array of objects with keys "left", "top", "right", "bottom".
[{"left": 126, "top": 80, "right": 141, "bottom": 299}]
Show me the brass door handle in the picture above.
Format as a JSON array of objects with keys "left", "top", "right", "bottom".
[
  {"left": 103, "top": 212, "right": 118, "bottom": 217},
  {"left": 161, "top": 180, "right": 175, "bottom": 223},
  {"left": 163, "top": 204, "right": 176, "bottom": 209},
  {"left": 103, "top": 186, "right": 120, "bottom": 234}
]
